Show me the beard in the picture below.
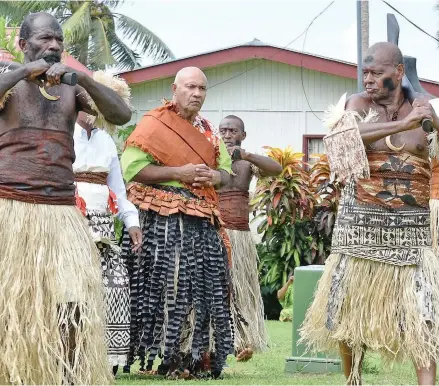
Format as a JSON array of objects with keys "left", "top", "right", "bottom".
[{"left": 40, "top": 52, "right": 61, "bottom": 65}]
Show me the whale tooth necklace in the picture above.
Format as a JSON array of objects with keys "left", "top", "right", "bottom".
[{"left": 374, "top": 98, "right": 406, "bottom": 152}]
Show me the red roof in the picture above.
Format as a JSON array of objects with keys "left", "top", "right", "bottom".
[
  {"left": 62, "top": 52, "right": 93, "bottom": 76},
  {"left": 118, "top": 39, "right": 439, "bottom": 96}
]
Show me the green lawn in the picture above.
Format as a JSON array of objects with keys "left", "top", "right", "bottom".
[{"left": 116, "top": 321, "right": 418, "bottom": 385}]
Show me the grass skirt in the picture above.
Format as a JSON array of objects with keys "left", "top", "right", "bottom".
[
  {"left": 300, "top": 252, "right": 439, "bottom": 382},
  {"left": 0, "top": 198, "right": 112, "bottom": 384},
  {"left": 226, "top": 229, "right": 268, "bottom": 352}
]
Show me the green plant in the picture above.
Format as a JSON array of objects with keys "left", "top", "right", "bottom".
[
  {"left": 117, "top": 123, "right": 136, "bottom": 143},
  {"left": 251, "top": 146, "right": 316, "bottom": 291},
  {"left": 308, "top": 154, "right": 342, "bottom": 264},
  {"left": 0, "top": 1, "right": 174, "bottom": 70},
  {"left": 0, "top": 18, "right": 23, "bottom": 63},
  {"left": 114, "top": 217, "right": 124, "bottom": 244},
  {"left": 252, "top": 149, "right": 341, "bottom": 292}
]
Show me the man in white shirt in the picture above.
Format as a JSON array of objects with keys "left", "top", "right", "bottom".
[{"left": 74, "top": 112, "right": 141, "bottom": 377}]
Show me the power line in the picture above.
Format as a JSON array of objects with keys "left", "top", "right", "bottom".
[
  {"left": 208, "top": 0, "right": 336, "bottom": 90},
  {"left": 381, "top": 0, "right": 439, "bottom": 44},
  {"left": 300, "top": 19, "right": 322, "bottom": 121}
]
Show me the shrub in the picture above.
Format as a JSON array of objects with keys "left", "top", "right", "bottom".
[{"left": 252, "top": 148, "right": 340, "bottom": 292}]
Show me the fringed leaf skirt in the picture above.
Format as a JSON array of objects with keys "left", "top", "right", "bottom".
[{"left": 122, "top": 207, "right": 234, "bottom": 376}]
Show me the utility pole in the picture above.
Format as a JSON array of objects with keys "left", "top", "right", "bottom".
[
  {"left": 357, "top": 0, "right": 369, "bottom": 92},
  {"left": 361, "top": 0, "right": 369, "bottom": 57},
  {"left": 356, "top": 0, "right": 363, "bottom": 91}
]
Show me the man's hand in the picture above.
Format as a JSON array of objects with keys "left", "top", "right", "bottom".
[
  {"left": 177, "top": 164, "right": 209, "bottom": 184},
  {"left": 192, "top": 168, "right": 221, "bottom": 188},
  {"left": 44, "top": 63, "right": 74, "bottom": 86},
  {"left": 228, "top": 145, "right": 250, "bottom": 161},
  {"left": 128, "top": 226, "right": 142, "bottom": 253},
  {"left": 176, "top": 164, "right": 222, "bottom": 188},
  {"left": 288, "top": 274, "right": 294, "bottom": 284},
  {"left": 24, "top": 59, "right": 51, "bottom": 83},
  {"left": 403, "top": 98, "right": 433, "bottom": 131}
]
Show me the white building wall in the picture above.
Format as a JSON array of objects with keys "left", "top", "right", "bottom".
[{"left": 127, "top": 59, "right": 356, "bottom": 155}]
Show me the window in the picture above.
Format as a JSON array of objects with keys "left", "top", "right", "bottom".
[{"left": 303, "top": 135, "right": 325, "bottom": 165}]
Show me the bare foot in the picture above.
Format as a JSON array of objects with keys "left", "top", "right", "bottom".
[
  {"left": 137, "top": 369, "right": 158, "bottom": 376},
  {"left": 166, "top": 369, "right": 191, "bottom": 380},
  {"left": 236, "top": 348, "right": 254, "bottom": 362}
]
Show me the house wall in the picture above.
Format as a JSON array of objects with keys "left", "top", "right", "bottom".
[{"left": 127, "top": 58, "right": 357, "bottom": 155}]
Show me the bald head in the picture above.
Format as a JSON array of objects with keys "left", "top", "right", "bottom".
[
  {"left": 174, "top": 67, "right": 207, "bottom": 86},
  {"left": 172, "top": 67, "right": 208, "bottom": 118},
  {"left": 362, "top": 42, "right": 404, "bottom": 102},
  {"left": 363, "top": 42, "right": 403, "bottom": 67}
]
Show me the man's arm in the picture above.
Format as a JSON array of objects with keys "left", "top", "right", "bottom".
[
  {"left": 0, "top": 60, "right": 50, "bottom": 99},
  {"left": 43, "top": 63, "right": 131, "bottom": 125},
  {"left": 226, "top": 146, "right": 282, "bottom": 177},
  {"left": 277, "top": 275, "right": 294, "bottom": 301},
  {"left": 107, "top": 144, "right": 140, "bottom": 229},
  {"left": 346, "top": 93, "right": 433, "bottom": 146},
  {"left": 133, "top": 164, "right": 180, "bottom": 185},
  {"left": 133, "top": 163, "right": 218, "bottom": 187},
  {"left": 246, "top": 152, "right": 282, "bottom": 177},
  {"left": 107, "top": 144, "right": 142, "bottom": 251},
  {"left": 75, "top": 76, "right": 131, "bottom": 125}
]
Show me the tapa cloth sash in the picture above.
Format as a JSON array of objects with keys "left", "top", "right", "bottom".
[
  {"left": 218, "top": 190, "right": 250, "bottom": 231},
  {"left": 331, "top": 151, "right": 432, "bottom": 266},
  {"left": 125, "top": 104, "right": 218, "bottom": 205},
  {"left": 0, "top": 127, "right": 75, "bottom": 205}
]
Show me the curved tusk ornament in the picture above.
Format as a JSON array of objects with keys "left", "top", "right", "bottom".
[
  {"left": 385, "top": 135, "right": 405, "bottom": 152},
  {"left": 38, "top": 79, "right": 60, "bottom": 101},
  {"left": 39, "top": 86, "right": 60, "bottom": 101}
]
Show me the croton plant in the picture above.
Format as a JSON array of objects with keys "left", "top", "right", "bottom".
[{"left": 251, "top": 147, "right": 341, "bottom": 291}]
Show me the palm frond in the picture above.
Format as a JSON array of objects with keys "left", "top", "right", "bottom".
[
  {"left": 0, "top": 17, "right": 24, "bottom": 62},
  {"left": 108, "top": 30, "right": 141, "bottom": 70},
  {"left": 0, "top": 1, "right": 66, "bottom": 25},
  {"left": 9, "top": 1, "right": 62, "bottom": 14},
  {"left": 89, "top": 18, "right": 116, "bottom": 70},
  {"left": 0, "top": 2, "right": 28, "bottom": 24},
  {"left": 0, "top": 16, "right": 6, "bottom": 42},
  {"left": 116, "top": 14, "right": 174, "bottom": 62},
  {"left": 62, "top": 1, "right": 91, "bottom": 44},
  {"left": 67, "top": 38, "right": 90, "bottom": 67},
  {"left": 54, "top": 7, "right": 67, "bottom": 21}
]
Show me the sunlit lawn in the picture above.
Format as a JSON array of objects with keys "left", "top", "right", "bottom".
[{"left": 116, "top": 321, "right": 419, "bottom": 384}]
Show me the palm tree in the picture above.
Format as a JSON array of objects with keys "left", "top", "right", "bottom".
[{"left": 0, "top": 0, "right": 175, "bottom": 70}]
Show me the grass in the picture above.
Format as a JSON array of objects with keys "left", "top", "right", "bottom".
[{"left": 116, "top": 321, "right": 418, "bottom": 385}]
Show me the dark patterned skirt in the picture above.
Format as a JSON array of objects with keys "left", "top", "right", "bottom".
[
  {"left": 84, "top": 208, "right": 130, "bottom": 366},
  {"left": 97, "top": 242, "right": 130, "bottom": 366},
  {"left": 121, "top": 197, "right": 233, "bottom": 377}
]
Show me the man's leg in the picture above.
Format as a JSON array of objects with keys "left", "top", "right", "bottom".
[
  {"left": 415, "top": 361, "right": 436, "bottom": 385},
  {"left": 339, "top": 342, "right": 364, "bottom": 385}
]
